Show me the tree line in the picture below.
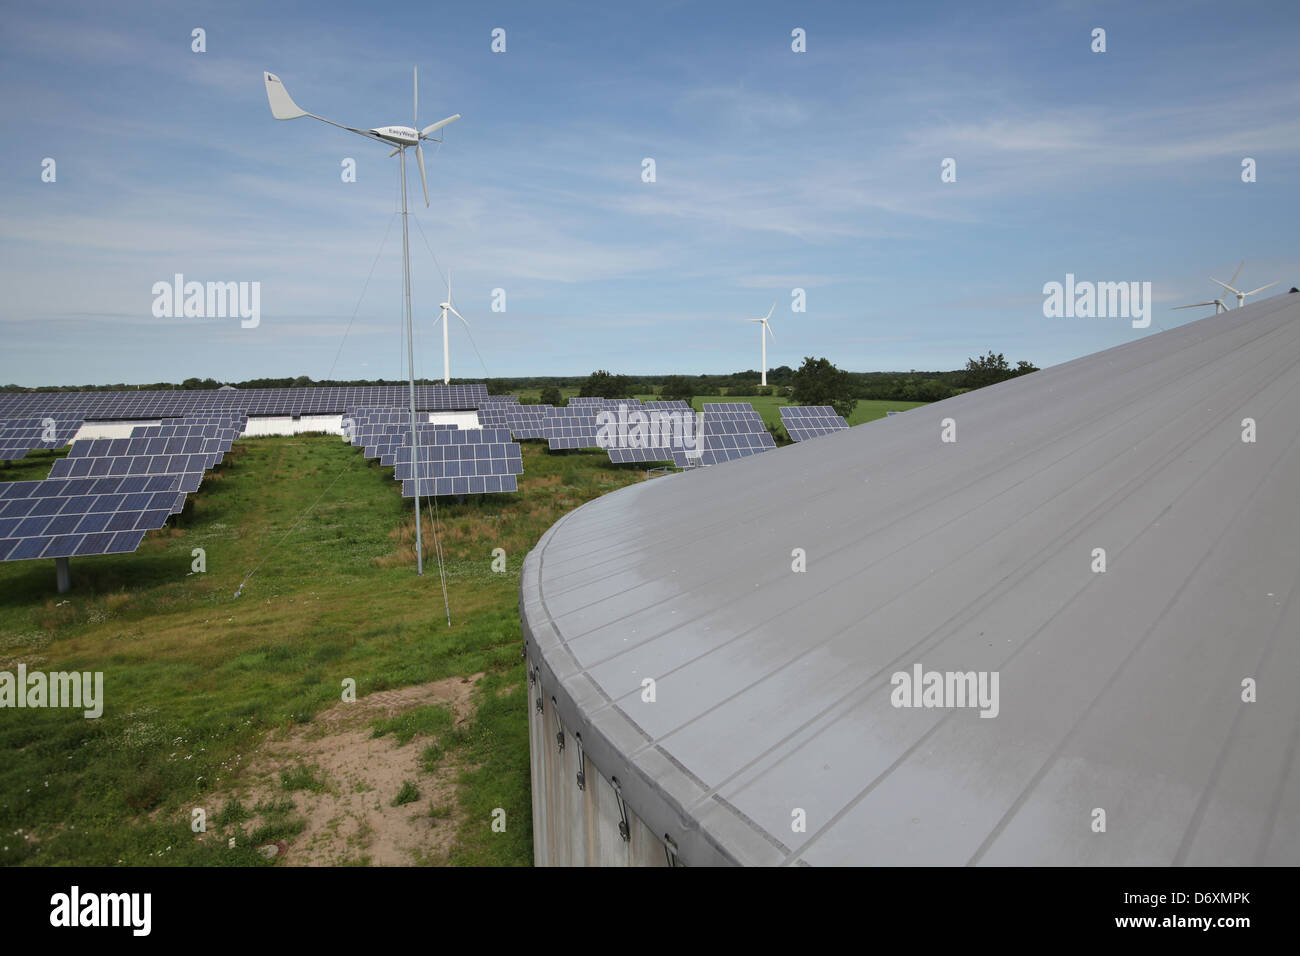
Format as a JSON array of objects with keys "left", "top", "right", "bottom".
[{"left": 3, "top": 353, "right": 1036, "bottom": 411}]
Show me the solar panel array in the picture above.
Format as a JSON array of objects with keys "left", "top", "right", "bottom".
[
  {"left": 0, "top": 414, "right": 86, "bottom": 460},
  {"left": 393, "top": 427, "right": 523, "bottom": 497},
  {"left": 0, "top": 474, "right": 188, "bottom": 561},
  {"left": 597, "top": 401, "right": 697, "bottom": 465},
  {"left": 0, "top": 385, "right": 493, "bottom": 420},
  {"left": 343, "top": 408, "right": 429, "bottom": 461},
  {"left": 545, "top": 405, "right": 607, "bottom": 449},
  {"left": 779, "top": 405, "right": 850, "bottom": 441},
  {"left": 672, "top": 403, "right": 777, "bottom": 468},
  {"left": 367, "top": 424, "right": 459, "bottom": 466},
  {"left": 476, "top": 405, "right": 509, "bottom": 429},
  {"left": 0, "top": 413, "right": 244, "bottom": 563},
  {"left": 344, "top": 407, "right": 524, "bottom": 497},
  {"left": 505, "top": 405, "right": 554, "bottom": 440}
]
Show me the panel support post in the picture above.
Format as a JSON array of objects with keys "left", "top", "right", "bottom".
[{"left": 55, "top": 557, "right": 70, "bottom": 594}]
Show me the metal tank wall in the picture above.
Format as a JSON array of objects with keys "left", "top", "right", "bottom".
[{"left": 526, "top": 657, "right": 670, "bottom": 867}]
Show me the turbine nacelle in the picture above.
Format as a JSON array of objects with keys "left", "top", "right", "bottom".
[{"left": 371, "top": 125, "right": 420, "bottom": 146}]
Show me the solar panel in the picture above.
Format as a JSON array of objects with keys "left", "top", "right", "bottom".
[
  {"left": 49, "top": 434, "right": 223, "bottom": 481},
  {"left": 365, "top": 423, "right": 461, "bottom": 465},
  {"left": 672, "top": 403, "right": 776, "bottom": 467},
  {"left": 780, "top": 405, "right": 850, "bottom": 441},
  {"left": 475, "top": 406, "right": 509, "bottom": 428},
  {"left": 597, "top": 401, "right": 698, "bottom": 465},
  {"left": 0, "top": 384, "right": 490, "bottom": 421},
  {"left": 545, "top": 406, "right": 605, "bottom": 449},
  {"left": 505, "top": 405, "right": 554, "bottom": 440},
  {"left": 0, "top": 414, "right": 85, "bottom": 460},
  {"left": 392, "top": 427, "right": 522, "bottom": 497},
  {"left": 0, "top": 474, "right": 184, "bottom": 562}
]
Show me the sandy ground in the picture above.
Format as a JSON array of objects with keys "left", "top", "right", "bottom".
[{"left": 209, "top": 674, "right": 483, "bottom": 865}]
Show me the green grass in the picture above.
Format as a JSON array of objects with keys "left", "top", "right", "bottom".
[
  {"left": 371, "top": 704, "right": 453, "bottom": 745},
  {"left": 0, "top": 447, "right": 69, "bottom": 482},
  {"left": 280, "top": 764, "right": 327, "bottom": 793},
  {"left": 390, "top": 781, "right": 420, "bottom": 807},
  {"left": 0, "top": 434, "right": 643, "bottom": 866}
]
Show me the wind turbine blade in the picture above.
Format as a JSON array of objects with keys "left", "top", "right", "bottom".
[
  {"left": 765, "top": 321, "right": 775, "bottom": 340},
  {"left": 413, "top": 66, "right": 419, "bottom": 130},
  {"left": 416, "top": 142, "right": 429, "bottom": 207},
  {"left": 421, "top": 114, "right": 461, "bottom": 138},
  {"left": 264, "top": 72, "right": 307, "bottom": 119},
  {"left": 450, "top": 307, "right": 470, "bottom": 328},
  {"left": 1229, "top": 260, "right": 1244, "bottom": 287},
  {"left": 1171, "top": 301, "right": 1215, "bottom": 310},
  {"left": 1209, "top": 278, "right": 1241, "bottom": 294},
  {"left": 1244, "top": 281, "right": 1278, "bottom": 296},
  {"left": 388, "top": 146, "right": 400, "bottom": 157},
  {"left": 764, "top": 302, "right": 775, "bottom": 321}
]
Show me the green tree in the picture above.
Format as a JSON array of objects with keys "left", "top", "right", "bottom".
[
  {"left": 790, "top": 356, "right": 857, "bottom": 419},
  {"left": 539, "top": 385, "right": 562, "bottom": 406},
  {"left": 964, "top": 352, "right": 1038, "bottom": 390},
  {"left": 660, "top": 376, "right": 693, "bottom": 404},
  {"left": 579, "top": 369, "right": 633, "bottom": 399}
]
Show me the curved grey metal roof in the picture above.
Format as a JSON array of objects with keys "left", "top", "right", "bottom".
[{"left": 521, "top": 293, "right": 1300, "bottom": 866}]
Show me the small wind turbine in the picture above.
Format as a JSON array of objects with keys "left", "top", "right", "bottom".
[
  {"left": 264, "top": 68, "right": 460, "bottom": 576},
  {"left": 1171, "top": 298, "right": 1229, "bottom": 315},
  {"left": 433, "top": 272, "right": 471, "bottom": 385},
  {"left": 1209, "top": 261, "right": 1279, "bottom": 310},
  {"left": 748, "top": 302, "right": 776, "bottom": 386}
]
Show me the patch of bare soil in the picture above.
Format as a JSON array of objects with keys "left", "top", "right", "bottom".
[{"left": 212, "top": 674, "right": 483, "bottom": 865}]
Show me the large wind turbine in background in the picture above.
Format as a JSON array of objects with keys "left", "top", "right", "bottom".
[
  {"left": 1210, "top": 261, "right": 1279, "bottom": 310},
  {"left": 264, "top": 68, "right": 460, "bottom": 576},
  {"left": 748, "top": 303, "right": 776, "bottom": 386},
  {"left": 433, "top": 273, "right": 471, "bottom": 385}
]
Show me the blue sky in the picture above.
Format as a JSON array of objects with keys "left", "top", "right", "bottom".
[{"left": 2, "top": 0, "right": 1298, "bottom": 386}]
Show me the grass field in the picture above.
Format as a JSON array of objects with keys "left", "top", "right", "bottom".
[
  {"left": 0, "top": 402, "right": 926, "bottom": 866},
  {"left": 0, "top": 436, "right": 643, "bottom": 866}
]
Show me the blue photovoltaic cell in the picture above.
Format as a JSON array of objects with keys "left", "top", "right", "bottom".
[
  {"left": 545, "top": 406, "right": 607, "bottom": 449},
  {"left": 392, "top": 427, "right": 523, "bottom": 497},
  {"left": 0, "top": 474, "right": 183, "bottom": 562},
  {"left": 505, "top": 405, "right": 553, "bottom": 440},
  {"left": 0, "top": 385, "right": 489, "bottom": 420},
  {"left": 671, "top": 403, "right": 776, "bottom": 468},
  {"left": 599, "top": 401, "right": 698, "bottom": 465},
  {"left": 0, "top": 414, "right": 85, "bottom": 460},
  {"left": 780, "top": 405, "right": 850, "bottom": 442},
  {"left": 476, "top": 406, "right": 509, "bottom": 428}
]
